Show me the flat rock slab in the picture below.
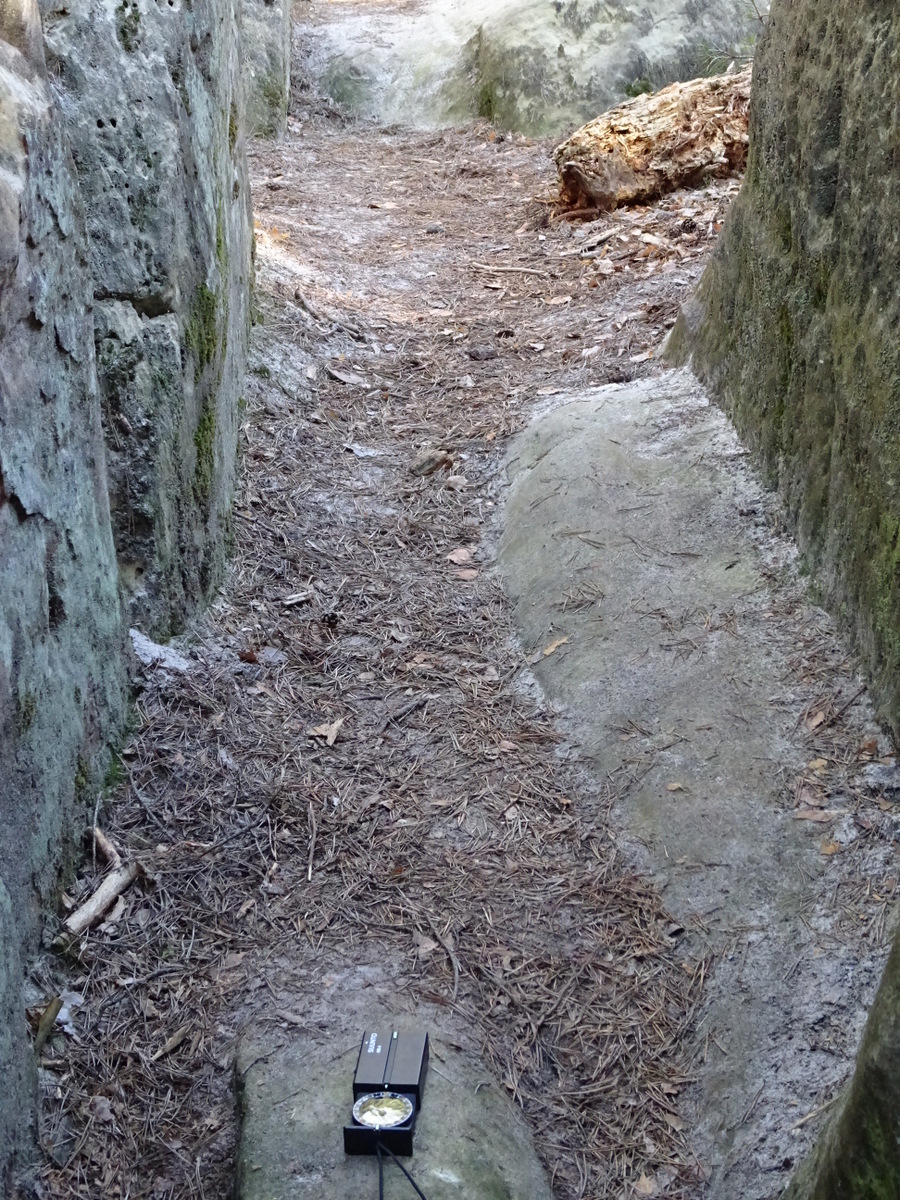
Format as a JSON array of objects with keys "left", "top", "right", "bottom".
[
  {"left": 236, "top": 1030, "right": 552, "bottom": 1200},
  {"left": 497, "top": 368, "right": 885, "bottom": 1198}
]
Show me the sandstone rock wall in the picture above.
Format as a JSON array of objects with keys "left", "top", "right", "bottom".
[
  {"left": 669, "top": 4, "right": 900, "bottom": 1192},
  {"left": 42, "top": 0, "right": 254, "bottom": 636},
  {"left": 783, "top": 928, "right": 900, "bottom": 1199},
  {"left": 301, "top": 0, "right": 763, "bottom": 136},
  {"left": 242, "top": 0, "right": 291, "bottom": 135},
  {"left": 454, "top": 0, "right": 760, "bottom": 136},
  {"left": 0, "top": 0, "right": 285, "bottom": 1180},
  {"left": 670, "top": 2, "right": 900, "bottom": 735},
  {"left": 0, "top": 0, "right": 128, "bottom": 1182}
]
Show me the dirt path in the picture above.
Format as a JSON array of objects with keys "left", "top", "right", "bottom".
[{"left": 32, "top": 25, "right": 898, "bottom": 1200}]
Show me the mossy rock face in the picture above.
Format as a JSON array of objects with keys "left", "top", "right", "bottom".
[
  {"left": 669, "top": 0, "right": 900, "bottom": 737},
  {"left": 241, "top": 0, "right": 291, "bottom": 136},
  {"left": 42, "top": 0, "right": 254, "bottom": 637},
  {"left": 0, "top": 9, "right": 130, "bottom": 1178},
  {"left": 669, "top": 6, "right": 900, "bottom": 1188},
  {"left": 782, "top": 927, "right": 900, "bottom": 1200}
]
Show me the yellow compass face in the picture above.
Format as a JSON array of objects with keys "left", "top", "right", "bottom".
[{"left": 352, "top": 1091, "right": 414, "bottom": 1129}]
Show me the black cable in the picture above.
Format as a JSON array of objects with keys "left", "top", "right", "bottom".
[
  {"left": 376, "top": 1141, "right": 385, "bottom": 1200},
  {"left": 375, "top": 1142, "right": 430, "bottom": 1200}
]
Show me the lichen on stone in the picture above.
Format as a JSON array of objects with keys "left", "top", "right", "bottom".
[{"left": 115, "top": 0, "right": 141, "bottom": 52}]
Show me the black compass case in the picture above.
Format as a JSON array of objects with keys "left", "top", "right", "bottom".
[{"left": 343, "top": 1028, "right": 430, "bottom": 1156}]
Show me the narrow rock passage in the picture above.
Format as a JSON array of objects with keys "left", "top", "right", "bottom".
[{"left": 38, "top": 53, "right": 897, "bottom": 1200}]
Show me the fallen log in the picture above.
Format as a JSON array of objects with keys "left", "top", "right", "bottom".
[{"left": 553, "top": 65, "right": 752, "bottom": 213}]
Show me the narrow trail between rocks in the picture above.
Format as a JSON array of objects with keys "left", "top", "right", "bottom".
[{"left": 35, "top": 16, "right": 899, "bottom": 1200}]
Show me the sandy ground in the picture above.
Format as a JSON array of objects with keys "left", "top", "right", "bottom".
[{"left": 26, "top": 16, "right": 898, "bottom": 1200}]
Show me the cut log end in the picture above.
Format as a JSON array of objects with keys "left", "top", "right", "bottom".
[{"left": 553, "top": 65, "right": 752, "bottom": 214}]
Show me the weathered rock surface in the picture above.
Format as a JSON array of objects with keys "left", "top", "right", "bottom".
[
  {"left": 667, "top": 1, "right": 900, "bottom": 1192},
  {"left": 42, "top": 0, "right": 253, "bottom": 634},
  {"left": 0, "top": 0, "right": 129, "bottom": 1183},
  {"left": 553, "top": 66, "right": 751, "bottom": 212},
  {"left": 242, "top": 0, "right": 291, "bottom": 134},
  {"left": 300, "top": 0, "right": 764, "bottom": 136},
  {"left": 783, "top": 923, "right": 900, "bottom": 1200},
  {"left": 0, "top": 0, "right": 287, "bottom": 1180},
  {"left": 497, "top": 370, "right": 887, "bottom": 1199},
  {"left": 668, "top": 1, "right": 900, "bottom": 738},
  {"left": 236, "top": 1032, "right": 552, "bottom": 1200}
]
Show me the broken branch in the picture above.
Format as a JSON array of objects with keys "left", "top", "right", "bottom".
[{"left": 65, "top": 861, "right": 141, "bottom": 936}]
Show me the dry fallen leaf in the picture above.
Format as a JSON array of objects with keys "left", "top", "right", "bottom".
[
  {"left": 280, "top": 1012, "right": 306, "bottom": 1026},
  {"left": 498, "top": 740, "right": 517, "bottom": 752},
  {"left": 409, "top": 448, "right": 451, "bottom": 477},
  {"left": 807, "top": 757, "right": 828, "bottom": 773},
  {"left": 666, "top": 782, "right": 686, "bottom": 793},
  {"left": 89, "top": 1095, "right": 115, "bottom": 1124},
  {"left": 794, "top": 809, "right": 843, "bottom": 823},
  {"left": 447, "top": 547, "right": 473, "bottom": 564},
  {"left": 412, "top": 931, "right": 439, "bottom": 959},
  {"left": 99, "top": 895, "right": 127, "bottom": 929},
  {"left": 633, "top": 1172, "right": 658, "bottom": 1196},
  {"left": 820, "top": 838, "right": 842, "bottom": 856},
  {"left": 663, "top": 1112, "right": 685, "bottom": 1131},
  {"left": 543, "top": 636, "right": 569, "bottom": 657},
  {"left": 806, "top": 710, "right": 827, "bottom": 731},
  {"left": 326, "top": 366, "right": 369, "bottom": 387},
  {"left": 309, "top": 717, "right": 344, "bottom": 746},
  {"left": 150, "top": 1025, "right": 189, "bottom": 1063},
  {"left": 795, "top": 783, "right": 827, "bottom": 808},
  {"left": 454, "top": 568, "right": 479, "bottom": 581}
]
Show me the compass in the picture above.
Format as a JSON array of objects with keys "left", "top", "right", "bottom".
[
  {"left": 343, "top": 1028, "right": 429, "bottom": 1156},
  {"left": 352, "top": 1092, "right": 415, "bottom": 1130}
]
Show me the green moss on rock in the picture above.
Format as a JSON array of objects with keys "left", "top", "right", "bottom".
[
  {"left": 228, "top": 101, "right": 239, "bottom": 152},
  {"left": 193, "top": 401, "right": 216, "bottom": 503},
  {"left": 115, "top": 0, "right": 140, "bottom": 52},
  {"left": 186, "top": 284, "right": 220, "bottom": 381},
  {"left": 16, "top": 692, "right": 37, "bottom": 737}
]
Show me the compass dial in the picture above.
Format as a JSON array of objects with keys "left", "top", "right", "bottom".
[{"left": 352, "top": 1091, "right": 414, "bottom": 1130}]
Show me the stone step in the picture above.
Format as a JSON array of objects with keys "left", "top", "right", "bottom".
[{"left": 236, "top": 1028, "right": 552, "bottom": 1200}]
